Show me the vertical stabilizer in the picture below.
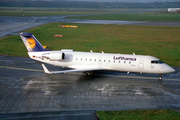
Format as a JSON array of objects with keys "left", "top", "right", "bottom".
[{"left": 20, "top": 32, "right": 48, "bottom": 52}]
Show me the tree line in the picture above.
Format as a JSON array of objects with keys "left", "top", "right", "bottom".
[{"left": 0, "top": 0, "right": 180, "bottom": 8}]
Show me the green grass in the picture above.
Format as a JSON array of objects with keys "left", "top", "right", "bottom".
[
  {"left": 0, "top": 10, "right": 105, "bottom": 17},
  {"left": 67, "top": 12, "right": 180, "bottom": 22},
  {"left": 2, "top": 7, "right": 179, "bottom": 22},
  {"left": 0, "top": 7, "right": 149, "bottom": 17},
  {"left": 1, "top": 7, "right": 179, "bottom": 22},
  {"left": 0, "top": 7, "right": 113, "bottom": 16},
  {"left": 97, "top": 110, "right": 180, "bottom": 120},
  {"left": 0, "top": 23, "right": 180, "bottom": 66}
]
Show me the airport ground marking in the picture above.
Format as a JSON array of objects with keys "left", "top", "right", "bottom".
[{"left": 0, "top": 65, "right": 43, "bottom": 72}]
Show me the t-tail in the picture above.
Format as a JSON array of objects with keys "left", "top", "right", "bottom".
[{"left": 20, "top": 32, "right": 50, "bottom": 52}]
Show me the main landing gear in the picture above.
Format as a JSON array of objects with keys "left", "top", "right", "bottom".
[
  {"left": 158, "top": 74, "right": 162, "bottom": 81},
  {"left": 83, "top": 71, "right": 93, "bottom": 76}
]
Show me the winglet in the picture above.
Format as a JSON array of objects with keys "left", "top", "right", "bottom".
[{"left": 42, "top": 64, "right": 52, "bottom": 74}]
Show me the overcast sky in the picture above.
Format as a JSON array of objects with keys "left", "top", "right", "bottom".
[{"left": 71, "top": 0, "right": 179, "bottom": 2}]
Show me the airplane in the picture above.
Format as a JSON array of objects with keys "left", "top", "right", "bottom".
[
  {"left": 167, "top": 8, "right": 180, "bottom": 12},
  {"left": 20, "top": 32, "right": 175, "bottom": 80}
]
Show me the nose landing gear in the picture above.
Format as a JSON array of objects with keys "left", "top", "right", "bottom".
[{"left": 158, "top": 74, "right": 162, "bottom": 80}]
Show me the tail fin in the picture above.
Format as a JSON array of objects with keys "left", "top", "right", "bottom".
[{"left": 20, "top": 32, "right": 48, "bottom": 52}]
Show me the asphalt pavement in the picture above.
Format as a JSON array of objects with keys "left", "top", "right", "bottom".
[{"left": 0, "top": 55, "right": 180, "bottom": 114}]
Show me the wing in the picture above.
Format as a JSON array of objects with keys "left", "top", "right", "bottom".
[{"left": 42, "top": 64, "right": 106, "bottom": 74}]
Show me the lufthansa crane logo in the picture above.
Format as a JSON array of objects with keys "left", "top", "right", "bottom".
[{"left": 27, "top": 38, "right": 36, "bottom": 49}]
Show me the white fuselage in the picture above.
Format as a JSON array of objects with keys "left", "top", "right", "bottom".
[
  {"left": 167, "top": 8, "right": 180, "bottom": 12},
  {"left": 28, "top": 50, "right": 175, "bottom": 74}
]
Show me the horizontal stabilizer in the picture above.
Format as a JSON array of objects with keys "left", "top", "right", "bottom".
[{"left": 42, "top": 64, "right": 51, "bottom": 74}]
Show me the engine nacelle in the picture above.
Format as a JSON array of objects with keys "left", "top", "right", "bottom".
[{"left": 42, "top": 52, "right": 65, "bottom": 61}]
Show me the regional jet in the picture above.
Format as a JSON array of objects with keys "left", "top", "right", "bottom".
[
  {"left": 167, "top": 8, "right": 180, "bottom": 12},
  {"left": 20, "top": 32, "right": 175, "bottom": 80}
]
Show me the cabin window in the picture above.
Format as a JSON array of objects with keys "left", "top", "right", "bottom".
[
  {"left": 104, "top": 60, "right": 106, "bottom": 62},
  {"left": 76, "top": 58, "right": 78, "bottom": 60},
  {"left": 114, "top": 61, "right": 115, "bottom": 63},
  {"left": 94, "top": 59, "right": 96, "bottom": 61},
  {"left": 119, "top": 61, "right": 120, "bottom": 63},
  {"left": 124, "top": 61, "right": 126, "bottom": 63},
  {"left": 129, "top": 61, "right": 131, "bottom": 64},
  {"left": 81, "top": 58, "right": 82, "bottom": 61},
  {"left": 85, "top": 58, "right": 87, "bottom": 61},
  {"left": 109, "top": 60, "right": 110, "bottom": 63},
  {"left": 90, "top": 59, "right": 91, "bottom": 61},
  {"left": 151, "top": 60, "right": 164, "bottom": 64}
]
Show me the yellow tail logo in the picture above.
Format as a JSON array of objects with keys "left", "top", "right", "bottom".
[{"left": 26, "top": 38, "right": 36, "bottom": 49}]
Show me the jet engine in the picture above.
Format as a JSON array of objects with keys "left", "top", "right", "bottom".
[{"left": 42, "top": 52, "right": 65, "bottom": 61}]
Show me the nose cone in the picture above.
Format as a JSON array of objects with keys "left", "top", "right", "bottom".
[
  {"left": 165, "top": 65, "right": 176, "bottom": 73},
  {"left": 169, "top": 67, "right": 176, "bottom": 73}
]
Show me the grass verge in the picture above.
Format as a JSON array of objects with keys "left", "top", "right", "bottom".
[
  {"left": 0, "top": 7, "right": 113, "bottom": 16},
  {"left": 97, "top": 110, "right": 180, "bottom": 120},
  {"left": 67, "top": 12, "right": 180, "bottom": 22},
  {"left": 0, "top": 23, "right": 179, "bottom": 66}
]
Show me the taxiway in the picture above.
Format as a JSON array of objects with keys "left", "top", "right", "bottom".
[{"left": 0, "top": 55, "right": 180, "bottom": 113}]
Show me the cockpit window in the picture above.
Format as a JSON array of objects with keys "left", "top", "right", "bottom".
[
  {"left": 158, "top": 60, "right": 164, "bottom": 63},
  {"left": 151, "top": 60, "right": 164, "bottom": 64}
]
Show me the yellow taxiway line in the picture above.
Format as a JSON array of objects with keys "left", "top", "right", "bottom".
[{"left": 0, "top": 65, "right": 43, "bottom": 72}]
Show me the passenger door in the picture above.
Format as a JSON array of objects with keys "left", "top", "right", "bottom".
[{"left": 138, "top": 60, "right": 144, "bottom": 70}]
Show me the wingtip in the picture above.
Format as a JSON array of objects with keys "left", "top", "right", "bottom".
[{"left": 42, "top": 64, "right": 51, "bottom": 74}]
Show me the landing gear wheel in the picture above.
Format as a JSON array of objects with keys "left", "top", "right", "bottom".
[
  {"left": 89, "top": 71, "right": 93, "bottom": 75},
  {"left": 158, "top": 74, "right": 162, "bottom": 81},
  {"left": 83, "top": 72, "right": 88, "bottom": 76},
  {"left": 83, "top": 71, "right": 93, "bottom": 76}
]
